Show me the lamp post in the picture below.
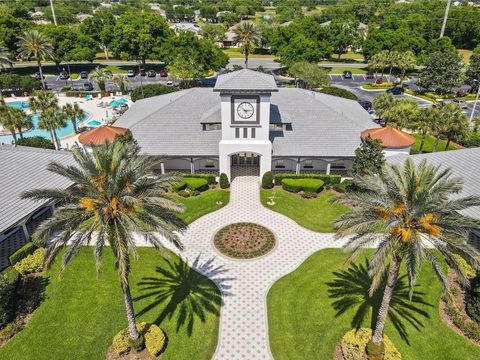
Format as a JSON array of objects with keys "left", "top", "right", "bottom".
[
  {"left": 470, "top": 80, "right": 480, "bottom": 126},
  {"left": 138, "top": 61, "right": 144, "bottom": 99},
  {"left": 65, "top": 62, "right": 73, "bottom": 88}
]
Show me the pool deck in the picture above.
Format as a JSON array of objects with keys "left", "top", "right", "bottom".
[{"left": 2, "top": 94, "right": 131, "bottom": 149}]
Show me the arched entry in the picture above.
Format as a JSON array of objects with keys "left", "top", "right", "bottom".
[{"left": 230, "top": 152, "right": 260, "bottom": 178}]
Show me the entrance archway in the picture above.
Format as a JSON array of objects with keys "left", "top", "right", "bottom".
[{"left": 230, "top": 152, "right": 260, "bottom": 178}]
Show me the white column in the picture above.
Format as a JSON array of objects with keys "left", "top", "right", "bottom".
[
  {"left": 326, "top": 162, "right": 331, "bottom": 175},
  {"left": 295, "top": 158, "right": 300, "bottom": 174},
  {"left": 160, "top": 162, "right": 165, "bottom": 175},
  {"left": 190, "top": 158, "right": 195, "bottom": 174},
  {"left": 21, "top": 223, "right": 30, "bottom": 240}
]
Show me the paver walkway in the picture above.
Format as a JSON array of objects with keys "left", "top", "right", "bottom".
[{"left": 139, "top": 176, "right": 347, "bottom": 359}]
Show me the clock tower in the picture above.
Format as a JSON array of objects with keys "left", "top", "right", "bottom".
[{"left": 213, "top": 69, "right": 278, "bottom": 180}]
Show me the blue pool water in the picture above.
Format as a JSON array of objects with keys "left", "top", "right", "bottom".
[
  {"left": 0, "top": 101, "right": 90, "bottom": 145},
  {"left": 88, "top": 120, "right": 102, "bottom": 126}
]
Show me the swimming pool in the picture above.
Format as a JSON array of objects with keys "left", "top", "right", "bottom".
[
  {"left": 88, "top": 120, "right": 102, "bottom": 126},
  {"left": 0, "top": 102, "right": 90, "bottom": 144}
]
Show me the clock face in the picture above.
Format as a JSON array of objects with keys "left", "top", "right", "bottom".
[{"left": 237, "top": 102, "right": 255, "bottom": 119}]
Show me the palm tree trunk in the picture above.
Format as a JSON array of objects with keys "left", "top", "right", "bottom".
[
  {"left": 72, "top": 119, "right": 77, "bottom": 134},
  {"left": 37, "top": 58, "right": 46, "bottom": 90},
  {"left": 104, "top": 45, "right": 109, "bottom": 60},
  {"left": 10, "top": 129, "right": 17, "bottom": 145},
  {"left": 419, "top": 132, "right": 426, "bottom": 153},
  {"left": 52, "top": 128, "right": 60, "bottom": 150},
  {"left": 245, "top": 52, "right": 249, "bottom": 69},
  {"left": 371, "top": 256, "right": 401, "bottom": 346},
  {"left": 48, "top": 128, "right": 56, "bottom": 148},
  {"left": 123, "top": 284, "right": 140, "bottom": 340},
  {"left": 433, "top": 136, "right": 440, "bottom": 152},
  {"left": 445, "top": 138, "right": 451, "bottom": 150},
  {"left": 17, "top": 127, "right": 24, "bottom": 139}
]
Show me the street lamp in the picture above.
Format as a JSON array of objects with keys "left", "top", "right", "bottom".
[
  {"left": 138, "top": 61, "right": 144, "bottom": 99},
  {"left": 470, "top": 79, "right": 480, "bottom": 126}
]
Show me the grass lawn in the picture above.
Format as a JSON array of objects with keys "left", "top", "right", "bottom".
[
  {"left": 268, "top": 248, "right": 480, "bottom": 360},
  {"left": 322, "top": 66, "right": 368, "bottom": 75},
  {"left": 459, "top": 49, "right": 473, "bottom": 62},
  {"left": 175, "top": 190, "right": 230, "bottom": 224},
  {"left": 260, "top": 189, "right": 349, "bottom": 232},
  {"left": 411, "top": 134, "right": 461, "bottom": 154},
  {"left": 0, "top": 248, "right": 220, "bottom": 360},
  {"left": 222, "top": 48, "right": 275, "bottom": 59}
]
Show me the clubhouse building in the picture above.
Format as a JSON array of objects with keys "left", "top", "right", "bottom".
[{"left": 116, "top": 69, "right": 377, "bottom": 180}]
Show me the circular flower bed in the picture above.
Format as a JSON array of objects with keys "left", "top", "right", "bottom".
[{"left": 214, "top": 223, "right": 275, "bottom": 259}]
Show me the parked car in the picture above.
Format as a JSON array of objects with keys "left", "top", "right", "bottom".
[
  {"left": 139, "top": 65, "right": 146, "bottom": 76},
  {"left": 34, "top": 72, "right": 44, "bottom": 81},
  {"left": 343, "top": 70, "right": 353, "bottom": 79},
  {"left": 83, "top": 82, "right": 94, "bottom": 91},
  {"left": 375, "top": 77, "right": 384, "bottom": 84},
  {"left": 159, "top": 69, "right": 168, "bottom": 77},
  {"left": 386, "top": 87, "right": 404, "bottom": 95},
  {"left": 456, "top": 89, "right": 467, "bottom": 97},
  {"left": 166, "top": 80, "right": 174, "bottom": 86},
  {"left": 365, "top": 72, "right": 374, "bottom": 79},
  {"left": 358, "top": 99, "right": 373, "bottom": 110},
  {"left": 127, "top": 69, "right": 135, "bottom": 77},
  {"left": 80, "top": 71, "right": 88, "bottom": 79},
  {"left": 147, "top": 70, "right": 156, "bottom": 77},
  {"left": 368, "top": 109, "right": 381, "bottom": 121},
  {"left": 392, "top": 77, "right": 401, "bottom": 85},
  {"left": 452, "top": 99, "right": 468, "bottom": 109},
  {"left": 378, "top": 119, "right": 387, "bottom": 127},
  {"left": 59, "top": 71, "right": 69, "bottom": 80}
]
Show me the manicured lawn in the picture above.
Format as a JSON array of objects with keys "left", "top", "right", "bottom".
[
  {"left": 268, "top": 248, "right": 480, "bottom": 360},
  {"left": 222, "top": 48, "right": 275, "bottom": 59},
  {"left": 322, "top": 66, "right": 369, "bottom": 75},
  {"left": 175, "top": 190, "right": 230, "bottom": 224},
  {"left": 0, "top": 248, "right": 220, "bottom": 360},
  {"left": 260, "top": 189, "right": 349, "bottom": 232},
  {"left": 411, "top": 134, "right": 461, "bottom": 154},
  {"left": 459, "top": 49, "right": 473, "bottom": 62}
]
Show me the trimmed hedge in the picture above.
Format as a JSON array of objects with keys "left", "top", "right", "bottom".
[
  {"left": 341, "top": 328, "right": 401, "bottom": 360},
  {"left": 9, "top": 242, "right": 37, "bottom": 266},
  {"left": 219, "top": 173, "right": 229, "bottom": 189},
  {"left": 112, "top": 322, "right": 166, "bottom": 356},
  {"left": 131, "top": 83, "right": 178, "bottom": 102},
  {"left": 16, "top": 136, "right": 55, "bottom": 150},
  {"left": 274, "top": 173, "right": 341, "bottom": 186},
  {"left": 173, "top": 177, "right": 209, "bottom": 192},
  {"left": 0, "top": 267, "right": 20, "bottom": 328},
  {"left": 180, "top": 173, "right": 216, "bottom": 185},
  {"left": 262, "top": 171, "right": 274, "bottom": 189},
  {"left": 281, "top": 178, "right": 325, "bottom": 193},
  {"left": 13, "top": 248, "right": 45, "bottom": 275},
  {"left": 333, "top": 179, "right": 353, "bottom": 193},
  {"left": 318, "top": 86, "right": 358, "bottom": 100}
]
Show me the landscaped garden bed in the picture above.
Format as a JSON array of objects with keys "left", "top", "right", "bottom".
[{"left": 214, "top": 223, "right": 275, "bottom": 259}]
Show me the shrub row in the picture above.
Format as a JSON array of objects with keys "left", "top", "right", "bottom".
[
  {"left": 16, "top": 136, "right": 55, "bottom": 150},
  {"left": 341, "top": 328, "right": 401, "bottom": 360},
  {"left": 220, "top": 173, "right": 229, "bottom": 189},
  {"left": 173, "top": 177, "right": 209, "bottom": 193},
  {"left": 8, "top": 242, "right": 37, "bottom": 266},
  {"left": 131, "top": 83, "right": 178, "bottom": 102},
  {"left": 333, "top": 179, "right": 354, "bottom": 193},
  {"left": 273, "top": 173, "right": 341, "bottom": 186},
  {"left": 281, "top": 178, "right": 325, "bottom": 193},
  {"left": 65, "top": 90, "right": 110, "bottom": 98},
  {"left": 13, "top": 248, "right": 45, "bottom": 275},
  {"left": 445, "top": 298, "right": 480, "bottom": 342},
  {"left": 180, "top": 173, "right": 216, "bottom": 185},
  {"left": 318, "top": 86, "right": 358, "bottom": 100},
  {"left": 112, "top": 322, "right": 166, "bottom": 356},
  {"left": 0, "top": 267, "right": 20, "bottom": 328}
]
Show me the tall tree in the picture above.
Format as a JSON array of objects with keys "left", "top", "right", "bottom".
[
  {"left": 418, "top": 50, "right": 463, "bottom": 95},
  {"left": 89, "top": 67, "right": 113, "bottom": 92},
  {"left": 439, "top": 104, "right": 470, "bottom": 150},
  {"left": 22, "top": 140, "right": 187, "bottom": 343},
  {"left": 9, "top": 107, "right": 33, "bottom": 140},
  {"left": 410, "top": 107, "right": 438, "bottom": 154},
  {"left": 466, "top": 46, "right": 480, "bottom": 93},
  {"left": 329, "top": 20, "right": 361, "bottom": 59},
  {"left": 383, "top": 97, "right": 419, "bottom": 129},
  {"left": 0, "top": 99, "right": 17, "bottom": 144},
  {"left": 0, "top": 45, "right": 12, "bottom": 70},
  {"left": 289, "top": 61, "right": 330, "bottom": 90},
  {"left": 373, "top": 93, "right": 395, "bottom": 119},
  {"left": 234, "top": 22, "right": 260, "bottom": 69},
  {"left": 396, "top": 51, "right": 416, "bottom": 83},
  {"left": 112, "top": 75, "right": 129, "bottom": 94},
  {"left": 29, "top": 91, "right": 61, "bottom": 149},
  {"left": 81, "top": 9, "right": 117, "bottom": 60},
  {"left": 350, "top": 136, "right": 385, "bottom": 178},
  {"left": 201, "top": 24, "right": 226, "bottom": 43},
  {"left": 62, "top": 103, "right": 84, "bottom": 134},
  {"left": 17, "top": 31, "right": 53, "bottom": 90},
  {"left": 334, "top": 159, "right": 480, "bottom": 355}
]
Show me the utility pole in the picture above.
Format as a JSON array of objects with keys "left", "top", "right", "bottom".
[
  {"left": 440, "top": 0, "right": 452, "bottom": 38},
  {"left": 50, "top": 0, "right": 57, "bottom": 26},
  {"left": 470, "top": 80, "right": 480, "bottom": 126}
]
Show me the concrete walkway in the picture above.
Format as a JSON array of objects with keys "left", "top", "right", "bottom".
[{"left": 148, "top": 176, "right": 347, "bottom": 359}]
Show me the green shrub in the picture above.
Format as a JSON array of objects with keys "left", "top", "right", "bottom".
[
  {"left": 13, "top": 248, "right": 45, "bottom": 275},
  {"left": 9, "top": 242, "right": 37, "bottom": 266},
  {"left": 453, "top": 254, "right": 476, "bottom": 279},
  {"left": 0, "top": 267, "right": 20, "bottom": 328},
  {"left": 131, "top": 83, "right": 178, "bottom": 102},
  {"left": 281, "top": 178, "right": 324, "bottom": 193},
  {"left": 177, "top": 189, "right": 191, "bottom": 198},
  {"left": 16, "top": 136, "right": 55, "bottom": 150},
  {"left": 363, "top": 82, "right": 394, "bottom": 89},
  {"left": 145, "top": 324, "right": 166, "bottom": 356},
  {"left": 0, "top": 73, "right": 40, "bottom": 94},
  {"left": 301, "top": 191, "right": 317, "bottom": 199},
  {"left": 0, "top": 320, "right": 23, "bottom": 343},
  {"left": 262, "top": 171, "right": 274, "bottom": 189},
  {"left": 273, "top": 173, "right": 341, "bottom": 186},
  {"left": 174, "top": 177, "right": 209, "bottom": 192},
  {"left": 467, "top": 274, "right": 480, "bottom": 323},
  {"left": 341, "top": 328, "right": 401, "bottom": 360},
  {"left": 333, "top": 180, "right": 353, "bottom": 193},
  {"left": 319, "top": 86, "right": 358, "bottom": 100},
  {"left": 219, "top": 173, "right": 229, "bottom": 189},
  {"left": 65, "top": 90, "right": 110, "bottom": 98},
  {"left": 181, "top": 173, "right": 216, "bottom": 185},
  {"left": 112, "top": 322, "right": 166, "bottom": 356}
]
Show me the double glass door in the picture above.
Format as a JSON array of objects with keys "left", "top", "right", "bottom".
[{"left": 231, "top": 153, "right": 260, "bottom": 166}]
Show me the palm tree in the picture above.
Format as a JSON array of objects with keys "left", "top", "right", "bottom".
[
  {"left": 62, "top": 103, "right": 84, "bottom": 134},
  {"left": 334, "top": 159, "right": 480, "bottom": 355},
  {"left": 234, "top": 22, "right": 260, "bottom": 69},
  {"left": 0, "top": 100, "right": 17, "bottom": 144},
  {"left": 113, "top": 75, "right": 129, "bottom": 94},
  {"left": 439, "top": 104, "right": 470, "bottom": 150},
  {"left": 411, "top": 107, "right": 437, "bottom": 153},
  {"left": 396, "top": 51, "right": 416, "bottom": 84},
  {"left": 89, "top": 67, "right": 112, "bottom": 92},
  {"left": 22, "top": 140, "right": 187, "bottom": 342},
  {"left": 17, "top": 31, "right": 53, "bottom": 90},
  {"left": 373, "top": 93, "right": 395, "bottom": 119},
  {"left": 10, "top": 107, "right": 33, "bottom": 140},
  {"left": 29, "top": 91, "right": 61, "bottom": 149},
  {"left": 0, "top": 46, "right": 12, "bottom": 70},
  {"left": 383, "top": 98, "right": 419, "bottom": 129}
]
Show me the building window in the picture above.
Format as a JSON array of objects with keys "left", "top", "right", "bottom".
[
  {"left": 269, "top": 123, "right": 283, "bottom": 130},
  {"left": 235, "top": 128, "right": 240, "bottom": 138},
  {"left": 331, "top": 161, "right": 345, "bottom": 169},
  {"left": 275, "top": 160, "right": 285, "bottom": 168},
  {"left": 243, "top": 128, "right": 248, "bottom": 138},
  {"left": 303, "top": 160, "right": 313, "bottom": 169},
  {"left": 204, "top": 123, "right": 221, "bottom": 131},
  {"left": 251, "top": 128, "right": 255, "bottom": 138},
  {"left": 205, "top": 159, "right": 215, "bottom": 168}
]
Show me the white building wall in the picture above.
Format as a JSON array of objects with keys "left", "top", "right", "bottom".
[
  {"left": 383, "top": 147, "right": 411, "bottom": 157},
  {"left": 219, "top": 141, "right": 272, "bottom": 179}
]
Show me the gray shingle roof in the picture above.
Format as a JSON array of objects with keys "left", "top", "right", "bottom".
[
  {"left": 388, "top": 148, "right": 480, "bottom": 220},
  {"left": 214, "top": 69, "right": 278, "bottom": 92},
  {"left": 115, "top": 87, "right": 376, "bottom": 158},
  {"left": 0, "top": 145, "right": 75, "bottom": 234}
]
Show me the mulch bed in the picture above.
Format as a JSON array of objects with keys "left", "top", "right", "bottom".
[
  {"left": 106, "top": 346, "right": 157, "bottom": 360},
  {"left": 214, "top": 223, "right": 275, "bottom": 259}
]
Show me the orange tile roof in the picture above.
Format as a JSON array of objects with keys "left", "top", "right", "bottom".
[
  {"left": 78, "top": 125, "right": 128, "bottom": 146},
  {"left": 361, "top": 127, "right": 415, "bottom": 149}
]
